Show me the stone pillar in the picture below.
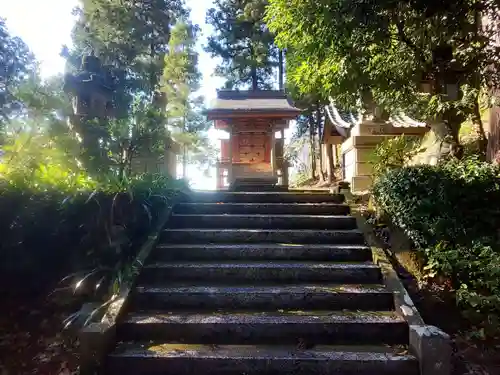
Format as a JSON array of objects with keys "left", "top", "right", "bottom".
[
  {"left": 280, "top": 128, "right": 287, "bottom": 186},
  {"left": 271, "top": 129, "right": 277, "bottom": 176},
  {"left": 228, "top": 127, "right": 233, "bottom": 186},
  {"left": 409, "top": 325, "right": 451, "bottom": 375}
]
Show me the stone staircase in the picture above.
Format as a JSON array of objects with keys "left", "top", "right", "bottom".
[{"left": 105, "top": 191, "right": 419, "bottom": 375}]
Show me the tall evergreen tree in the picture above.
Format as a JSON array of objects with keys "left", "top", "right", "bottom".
[
  {"left": 69, "top": 0, "right": 188, "bottom": 103},
  {"left": 60, "top": 0, "right": 218, "bottom": 178},
  {"left": 205, "top": 0, "right": 279, "bottom": 90},
  {"left": 162, "top": 21, "right": 213, "bottom": 178},
  {"left": 0, "top": 18, "right": 36, "bottom": 129}
]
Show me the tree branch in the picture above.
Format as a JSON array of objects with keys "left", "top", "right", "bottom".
[{"left": 394, "top": 18, "right": 427, "bottom": 67}]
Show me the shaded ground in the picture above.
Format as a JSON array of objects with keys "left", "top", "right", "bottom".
[
  {"left": 352, "top": 205, "right": 500, "bottom": 375},
  {"left": 0, "top": 293, "right": 80, "bottom": 375}
]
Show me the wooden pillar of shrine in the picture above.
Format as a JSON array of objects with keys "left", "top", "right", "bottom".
[
  {"left": 228, "top": 125, "right": 233, "bottom": 185},
  {"left": 271, "top": 129, "right": 277, "bottom": 175},
  {"left": 280, "top": 129, "right": 288, "bottom": 186}
]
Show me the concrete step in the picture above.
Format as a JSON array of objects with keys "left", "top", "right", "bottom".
[
  {"left": 130, "top": 284, "right": 394, "bottom": 311},
  {"left": 170, "top": 214, "right": 357, "bottom": 230},
  {"left": 137, "top": 262, "right": 382, "bottom": 284},
  {"left": 187, "top": 192, "right": 345, "bottom": 204},
  {"left": 117, "top": 311, "right": 408, "bottom": 345},
  {"left": 107, "top": 343, "right": 419, "bottom": 375},
  {"left": 151, "top": 244, "right": 373, "bottom": 262},
  {"left": 161, "top": 228, "right": 365, "bottom": 244},
  {"left": 173, "top": 203, "right": 351, "bottom": 215},
  {"left": 231, "top": 185, "right": 289, "bottom": 192}
]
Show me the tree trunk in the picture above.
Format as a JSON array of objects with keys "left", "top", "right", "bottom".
[
  {"left": 278, "top": 49, "right": 284, "bottom": 90},
  {"left": 182, "top": 144, "right": 187, "bottom": 178},
  {"left": 126, "top": 144, "right": 134, "bottom": 177},
  {"left": 251, "top": 66, "right": 258, "bottom": 91},
  {"left": 444, "top": 109, "right": 465, "bottom": 159},
  {"left": 309, "top": 116, "right": 316, "bottom": 180},
  {"left": 317, "top": 137, "right": 324, "bottom": 182},
  {"left": 315, "top": 106, "right": 325, "bottom": 181},
  {"left": 326, "top": 144, "right": 334, "bottom": 183},
  {"left": 182, "top": 112, "right": 188, "bottom": 178},
  {"left": 470, "top": 9, "right": 488, "bottom": 159},
  {"left": 472, "top": 99, "right": 488, "bottom": 158}
]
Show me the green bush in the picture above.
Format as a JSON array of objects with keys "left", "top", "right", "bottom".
[
  {"left": 372, "top": 157, "right": 500, "bottom": 248},
  {"left": 0, "top": 134, "right": 189, "bottom": 296},
  {"left": 372, "top": 157, "right": 500, "bottom": 328},
  {"left": 426, "top": 240, "right": 500, "bottom": 328},
  {"left": 370, "top": 135, "right": 422, "bottom": 182}
]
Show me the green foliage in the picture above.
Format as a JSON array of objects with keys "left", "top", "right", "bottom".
[
  {"left": 1, "top": 0, "right": 210, "bottom": 332},
  {"left": 0, "top": 132, "right": 188, "bottom": 302},
  {"left": 0, "top": 133, "right": 93, "bottom": 191},
  {"left": 426, "top": 240, "right": 500, "bottom": 333},
  {"left": 162, "top": 21, "right": 214, "bottom": 177},
  {"left": 62, "top": 3, "right": 213, "bottom": 180},
  {"left": 267, "top": 0, "right": 500, "bottom": 111},
  {"left": 372, "top": 158, "right": 500, "bottom": 329},
  {"left": 70, "top": 0, "right": 187, "bottom": 95},
  {"left": 0, "top": 18, "right": 37, "bottom": 127},
  {"left": 373, "top": 157, "right": 500, "bottom": 247},
  {"left": 205, "top": 0, "right": 279, "bottom": 90},
  {"left": 290, "top": 171, "right": 313, "bottom": 188},
  {"left": 266, "top": 0, "right": 500, "bottom": 158},
  {"left": 370, "top": 135, "right": 422, "bottom": 181}
]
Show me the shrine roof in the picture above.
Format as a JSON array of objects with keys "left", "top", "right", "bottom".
[
  {"left": 207, "top": 90, "right": 301, "bottom": 119},
  {"left": 325, "top": 101, "right": 428, "bottom": 131}
]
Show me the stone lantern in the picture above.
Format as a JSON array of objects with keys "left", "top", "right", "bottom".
[
  {"left": 63, "top": 53, "right": 115, "bottom": 122},
  {"left": 63, "top": 52, "right": 118, "bottom": 173}
]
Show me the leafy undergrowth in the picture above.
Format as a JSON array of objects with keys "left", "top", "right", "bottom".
[
  {"left": 354, "top": 206, "right": 500, "bottom": 375},
  {"left": 0, "top": 136, "right": 189, "bottom": 374},
  {"left": 372, "top": 158, "right": 500, "bottom": 334},
  {"left": 0, "top": 294, "right": 79, "bottom": 375}
]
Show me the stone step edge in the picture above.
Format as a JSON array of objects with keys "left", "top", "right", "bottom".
[
  {"left": 144, "top": 262, "right": 379, "bottom": 269},
  {"left": 175, "top": 203, "right": 349, "bottom": 206},
  {"left": 109, "top": 343, "right": 416, "bottom": 361},
  {"left": 171, "top": 214, "right": 355, "bottom": 219},
  {"left": 162, "top": 228, "right": 364, "bottom": 234},
  {"left": 133, "top": 284, "right": 389, "bottom": 294},
  {"left": 122, "top": 311, "right": 404, "bottom": 325},
  {"left": 155, "top": 243, "right": 371, "bottom": 250}
]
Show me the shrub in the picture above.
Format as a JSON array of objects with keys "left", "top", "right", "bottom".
[
  {"left": 426, "top": 239, "right": 500, "bottom": 334},
  {"left": 0, "top": 134, "right": 189, "bottom": 295},
  {"left": 370, "top": 135, "right": 422, "bottom": 182},
  {"left": 372, "top": 157, "right": 500, "bottom": 248},
  {"left": 372, "top": 157, "right": 500, "bottom": 327}
]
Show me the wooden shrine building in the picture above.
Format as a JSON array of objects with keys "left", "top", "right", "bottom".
[{"left": 207, "top": 90, "right": 301, "bottom": 190}]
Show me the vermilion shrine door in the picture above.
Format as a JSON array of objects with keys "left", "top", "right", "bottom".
[
  {"left": 231, "top": 130, "right": 273, "bottom": 180},
  {"left": 237, "top": 131, "right": 270, "bottom": 164}
]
